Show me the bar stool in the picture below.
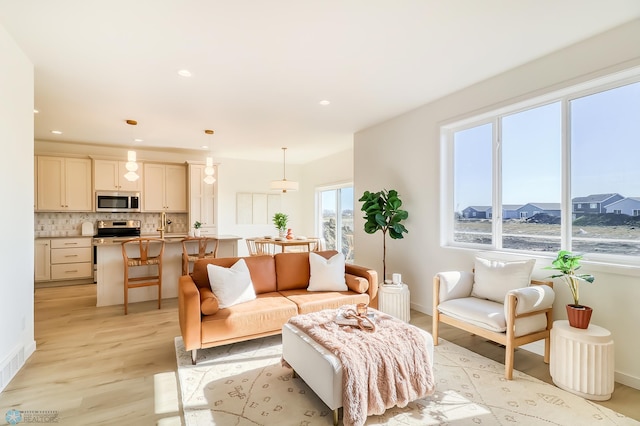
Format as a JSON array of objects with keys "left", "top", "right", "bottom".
[
  {"left": 181, "top": 237, "right": 219, "bottom": 275},
  {"left": 121, "top": 238, "right": 165, "bottom": 315}
]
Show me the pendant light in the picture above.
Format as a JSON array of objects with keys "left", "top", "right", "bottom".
[
  {"left": 124, "top": 119, "right": 140, "bottom": 182},
  {"left": 270, "top": 147, "right": 298, "bottom": 193},
  {"left": 203, "top": 129, "right": 216, "bottom": 185}
]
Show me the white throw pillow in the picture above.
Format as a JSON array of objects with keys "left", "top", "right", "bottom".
[
  {"left": 471, "top": 257, "right": 535, "bottom": 303},
  {"left": 307, "top": 252, "right": 348, "bottom": 292},
  {"left": 206, "top": 259, "right": 256, "bottom": 308}
]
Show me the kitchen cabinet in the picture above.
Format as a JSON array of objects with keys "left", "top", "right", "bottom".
[
  {"left": 34, "top": 239, "right": 51, "bottom": 282},
  {"left": 35, "top": 237, "right": 92, "bottom": 282},
  {"left": 188, "top": 163, "right": 217, "bottom": 234},
  {"left": 36, "top": 156, "right": 92, "bottom": 211},
  {"left": 143, "top": 163, "right": 187, "bottom": 212},
  {"left": 94, "top": 159, "right": 142, "bottom": 192}
]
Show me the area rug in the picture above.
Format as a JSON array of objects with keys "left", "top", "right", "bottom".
[{"left": 175, "top": 335, "right": 638, "bottom": 425}]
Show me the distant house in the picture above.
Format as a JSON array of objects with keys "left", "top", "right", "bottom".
[
  {"left": 487, "top": 204, "right": 522, "bottom": 219},
  {"left": 572, "top": 193, "right": 623, "bottom": 216},
  {"left": 462, "top": 206, "right": 491, "bottom": 219},
  {"left": 603, "top": 197, "right": 640, "bottom": 216},
  {"left": 516, "top": 203, "right": 561, "bottom": 219}
]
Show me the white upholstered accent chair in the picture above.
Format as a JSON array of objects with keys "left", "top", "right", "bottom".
[{"left": 433, "top": 257, "right": 555, "bottom": 379}]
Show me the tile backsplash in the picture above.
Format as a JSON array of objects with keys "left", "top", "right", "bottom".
[{"left": 35, "top": 212, "right": 189, "bottom": 238}]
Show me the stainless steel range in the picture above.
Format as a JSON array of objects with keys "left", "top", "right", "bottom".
[{"left": 96, "top": 220, "right": 141, "bottom": 238}]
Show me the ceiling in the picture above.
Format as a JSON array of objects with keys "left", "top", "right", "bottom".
[{"left": 2, "top": 1, "right": 640, "bottom": 164}]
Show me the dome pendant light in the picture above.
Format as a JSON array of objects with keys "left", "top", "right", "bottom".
[
  {"left": 203, "top": 130, "right": 216, "bottom": 185},
  {"left": 270, "top": 147, "right": 298, "bottom": 193}
]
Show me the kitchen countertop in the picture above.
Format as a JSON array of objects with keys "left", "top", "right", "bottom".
[{"left": 92, "top": 234, "right": 242, "bottom": 246}]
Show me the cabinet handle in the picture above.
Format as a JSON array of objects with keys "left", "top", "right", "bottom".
[
  {"left": 65, "top": 270, "right": 78, "bottom": 273},
  {"left": 64, "top": 242, "right": 78, "bottom": 245},
  {"left": 64, "top": 255, "right": 78, "bottom": 258}
]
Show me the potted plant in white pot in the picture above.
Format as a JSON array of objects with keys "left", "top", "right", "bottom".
[
  {"left": 272, "top": 212, "right": 288, "bottom": 238},
  {"left": 544, "top": 250, "right": 595, "bottom": 329},
  {"left": 193, "top": 221, "right": 202, "bottom": 237},
  {"left": 359, "top": 189, "right": 408, "bottom": 283}
]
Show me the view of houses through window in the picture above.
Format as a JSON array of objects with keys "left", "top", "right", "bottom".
[
  {"left": 447, "top": 76, "right": 640, "bottom": 259},
  {"left": 317, "top": 185, "right": 354, "bottom": 262}
]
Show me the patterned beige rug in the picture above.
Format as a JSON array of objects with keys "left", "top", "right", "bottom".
[{"left": 175, "top": 335, "right": 637, "bottom": 425}]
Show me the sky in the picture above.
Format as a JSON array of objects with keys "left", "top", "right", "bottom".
[{"left": 454, "top": 80, "right": 640, "bottom": 211}]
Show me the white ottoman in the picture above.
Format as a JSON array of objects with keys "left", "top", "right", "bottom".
[{"left": 282, "top": 319, "right": 434, "bottom": 425}]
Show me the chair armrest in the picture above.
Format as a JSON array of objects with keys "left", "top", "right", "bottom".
[
  {"left": 434, "top": 271, "right": 474, "bottom": 304},
  {"left": 505, "top": 284, "right": 555, "bottom": 316},
  {"left": 346, "top": 264, "right": 379, "bottom": 308},
  {"left": 178, "top": 275, "right": 202, "bottom": 351}
]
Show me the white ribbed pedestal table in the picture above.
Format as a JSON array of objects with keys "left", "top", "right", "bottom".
[
  {"left": 378, "top": 283, "right": 410, "bottom": 322},
  {"left": 550, "top": 320, "right": 614, "bottom": 401}
]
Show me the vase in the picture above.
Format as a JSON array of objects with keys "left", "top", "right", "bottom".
[
  {"left": 278, "top": 229, "right": 286, "bottom": 238},
  {"left": 194, "top": 228, "right": 201, "bottom": 237},
  {"left": 566, "top": 304, "right": 593, "bottom": 329},
  {"left": 286, "top": 228, "right": 293, "bottom": 240}
]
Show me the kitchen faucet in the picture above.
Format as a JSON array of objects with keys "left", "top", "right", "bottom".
[{"left": 158, "top": 211, "right": 168, "bottom": 239}]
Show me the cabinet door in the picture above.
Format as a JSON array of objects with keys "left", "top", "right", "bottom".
[
  {"left": 165, "top": 164, "right": 187, "bottom": 212},
  {"left": 34, "top": 239, "right": 51, "bottom": 282},
  {"left": 37, "top": 156, "right": 65, "bottom": 211},
  {"left": 189, "top": 164, "right": 216, "bottom": 232},
  {"left": 65, "top": 158, "right": 92, "bottom": 211},
  {"left": 94, "top": 160, "right": 119, "bottom": 191},
  {"left": 143, "top": 163, "right": 166, "bottom": 211}
]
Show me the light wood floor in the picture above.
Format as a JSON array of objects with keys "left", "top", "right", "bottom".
[{"left": 1, "top": 284, "right": 639, "bottom": 425}]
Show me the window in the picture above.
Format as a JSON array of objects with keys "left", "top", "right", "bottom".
[
  {"left": 444, "top": 71, "right": 640, "bottom": 261},
  {"left": 317, "top": 185, "right": 354, "bottom": 262}
]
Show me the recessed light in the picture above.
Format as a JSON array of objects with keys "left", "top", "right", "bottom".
[
  {"left": 319, "top": 100, "right": 330, "bottom": 106},
  {"left": 201, "top": 145, "right": 209, "bottom": 150},
  {"left": 178, "top": 69, "right": 192, "bottom": 77},
  {"left": 134, "top": 138, "right": 144, "bottom": 143},
  {"left": 34, "top": 109, "right": 39, "bottom": 114},
  {"left": 51, "top": 130, "right": 62, "bottom": 135}
]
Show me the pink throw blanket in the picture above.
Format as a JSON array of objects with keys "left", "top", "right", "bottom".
[{"left": 286, "top": 307, "right": 435, "bottom": 426}]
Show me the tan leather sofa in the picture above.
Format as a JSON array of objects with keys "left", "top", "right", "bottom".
[{"left": 179, "top": 250, "right": 378, "bottom": 363}]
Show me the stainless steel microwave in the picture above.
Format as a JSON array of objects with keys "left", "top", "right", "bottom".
[{"left": 95, "top": 191, "right": 141, "bottom": 212}]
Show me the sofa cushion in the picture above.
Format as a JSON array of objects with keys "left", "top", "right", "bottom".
[
  {"left": 275, "top": 250, "right": 338, "bottom": 291},
  {"left": 471, "top": 257, "right": 535, "bottom": 303},
  {"left": 207, "top": 259, "right": 256, "bottom": 309},
  {"left": 192, "top": 255, "right": 277, "bottom": 294},
  {"left": 201, "top": 292, "right": 299, "bottom": 344},
  {"left": 199, "top": 286, "right": 219, "bottom": 315},
  {"left": 280, "top": 289, "right": 369, "bottom": 314},
  {"left": 346, "top": 273, "right": 369, "bottom": 294},
  {"left": 308, "top": 252, "right": 347, "bottom": 291}
]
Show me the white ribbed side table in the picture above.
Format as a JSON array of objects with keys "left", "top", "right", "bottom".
[
  {"left": 378, "top": 283, "right": 410, "bottom": 322},
  {"left": 550, "top": 320, "right": 614, "bottom": 401}
]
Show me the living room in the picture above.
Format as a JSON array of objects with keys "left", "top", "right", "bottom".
[{"left": 2, "top": 2, "right": 640, "bottom": 425}]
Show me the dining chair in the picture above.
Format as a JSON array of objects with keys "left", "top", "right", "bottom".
[{"left": 246, "top": 238, "right": 275, "bottom": 256}]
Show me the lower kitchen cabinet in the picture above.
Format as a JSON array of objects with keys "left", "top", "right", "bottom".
[{"left": 35, "top": 237, "right": 93, "bottom": 282}]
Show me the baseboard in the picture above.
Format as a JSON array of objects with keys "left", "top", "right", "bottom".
[
  {"left": 0, "top": 339, "right": 36, "bottom": 393},
  {"left": 615, "top": 371, "right": 640, "bottom": 391}
]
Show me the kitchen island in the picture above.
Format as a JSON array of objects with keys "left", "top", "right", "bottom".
[{"left": 94, "top": 234, "right": 241, "bottom": 307}]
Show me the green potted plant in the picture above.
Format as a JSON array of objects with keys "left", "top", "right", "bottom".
[
  {"left": 272, "top": 212, "right": 289, "bottom": 238},
  {"left": 544, "top": 250, "right": 595, "bottom": 329},
  {"left": 359, "top": 189, "right": 408, "bottom": 282},
  {"left": 193, "top": 221, "right": 202, "bottom": 237}
]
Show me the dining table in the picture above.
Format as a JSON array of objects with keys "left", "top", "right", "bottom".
[{"left": 250, "top": 237, "right": 320, "bottom": 253}]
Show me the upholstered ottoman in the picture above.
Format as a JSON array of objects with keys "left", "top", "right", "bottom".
[{"left": 282, "top": 318, "right": 434, "bottom": 426}]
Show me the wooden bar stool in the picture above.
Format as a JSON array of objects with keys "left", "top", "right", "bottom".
[
  {"left": 121, "top": 238, "right": 165, "bottom": 315},
  {"left": 181, "top": 237, "right": 219, "bottom": 275}
]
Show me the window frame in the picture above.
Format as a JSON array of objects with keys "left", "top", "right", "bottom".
[
  {"left": 315, "top": 182, "right": 354, "bottom": 261},
  {"left": 441, "top": 66, "right": 640, "bottom": 266}
]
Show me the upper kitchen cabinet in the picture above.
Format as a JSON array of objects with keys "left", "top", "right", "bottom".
[
  {"left": 94, "top": 159, "right": 142, "bottom": 192},
  {"left": 188, "top": 163, "right": 217, "bottom": 234},
  {"left": 143, "top": 163, "right": 187, "bottom": 212},
  {"left": 36, "top": 156, "right": 92, "bottom": 211}
]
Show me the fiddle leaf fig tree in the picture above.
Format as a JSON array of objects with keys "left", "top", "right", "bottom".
[{"left": 359, "top": 189, "right": 408, "bottom": 281}]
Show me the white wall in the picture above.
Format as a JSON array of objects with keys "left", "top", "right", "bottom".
[
  {"left": 0, "top": 24, "right": 36, "bottom": 392},
  {"left": 354, "top": 19, "right": 640, "bottom": 388}
]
